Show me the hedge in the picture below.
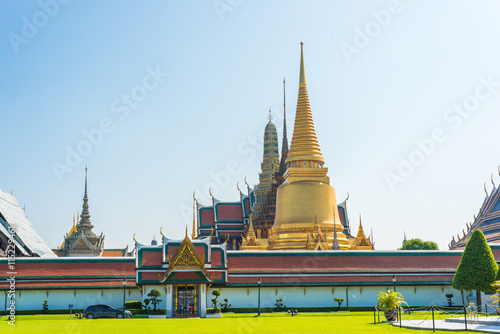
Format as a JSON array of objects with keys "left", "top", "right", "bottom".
[
  {"left": 0, "top": 309, "right": 83, "bottom": 316},
  {"left": 124, "top": 301, "right": 143, "bottom": 309},
  {"left": 228, "top": 306, "right": 376, "bottom": 313}
]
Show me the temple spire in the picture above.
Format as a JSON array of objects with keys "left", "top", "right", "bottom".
[
  {"left": 286, "top": 42, "right": 324, "bottom": 167},
  {"left": 78, "top": 166, "right": 93, "bottom": 229},
  {"left": 279, "top": 78, "right": 289, "bottom": 174},
  {"left": 192, "top": 192, "right": 197, "bottom": 240}
]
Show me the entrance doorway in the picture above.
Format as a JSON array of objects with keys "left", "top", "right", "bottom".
[{"left": 175, "top": 285, "right": 198, "bottom": 316}]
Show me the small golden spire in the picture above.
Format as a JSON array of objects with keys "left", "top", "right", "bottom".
[
  {"left": 185, "top": 225, "right": 188, "bottom": 238},
  {"left": 268, "top": 109, "right": 273, "bottom": 123},
  {"left": 356, "top": 214, "right": 368, "bottom": 242},
  {"left": 247, "top": 214, "right": 257, "bottom": 240}
]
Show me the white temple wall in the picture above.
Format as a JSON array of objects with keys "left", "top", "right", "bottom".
[
  {"left": 3, "top": 285, "right": 470, "bottom": 312},
  {"left": 209, "top": 285, "right": 465, "bottom": 309},
  {"left": 2, "top": 288, "right": 141, "bottom": 311}
]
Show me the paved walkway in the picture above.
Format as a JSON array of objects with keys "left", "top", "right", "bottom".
[{"left": 394, "top": 317, "right": 500, "bottom": 333}]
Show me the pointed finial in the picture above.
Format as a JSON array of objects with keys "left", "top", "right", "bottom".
[
  {"left": 492, "top": 174, "right": 496, "bottom": 188},
  {"left": 236, "top": 182, "right": 242, "bottom": 196},
  {"left": 160, "top": 227, "right": 164, "bottom": 238},
  {"left": 133, "top": 233, "right": 137, "bottom": 246},
  {"left": 73, "top": 214, "right": 75, "bottom": 224},
  {"left": 359, "top": 214, "right": 362, "bottom": 228},
  {"left": 185, "top": 225, "right": 188, "bottom": 238},
  {"left": 209, "top": 188, "right": 215, "bottom": 201},
  {"left": 484, "top": 182, "right": 489, "bottom": 196},
  {"left": 85, "top": 165, "right": 88, "bottom": 193},
  {"left": 299, "top": 42, "right": 306, "bottom": 85},
  {"left": 268, "top": 109, "right": 273, "bottom": 123},
  {"left": 192, "top": 192, "right": 197, "bottom": 240}
]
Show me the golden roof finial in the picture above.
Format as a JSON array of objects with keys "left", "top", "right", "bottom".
[
  {"left": 286, "top": 42, "right": 324, "bottom": 166},
  {"left": 185, "top": 225, "right": 188, "bottom": 238},
  {"left": 160, "top": 227, "right": 164, "bottom": 238}
]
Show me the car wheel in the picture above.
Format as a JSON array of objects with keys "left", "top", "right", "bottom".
[
  {"left": 116, "top": 313, "right": 124, "bottom": 319},
  {"left": 86, "top": 313, "right": 94, "bottom": 319}
]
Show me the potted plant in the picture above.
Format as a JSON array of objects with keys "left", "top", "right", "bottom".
[
  {"left": 377, "top": 290, "right": 407, "bottom": 321},
  {"left": 490, "top": 281, "right": 500, "bottom": 314}
]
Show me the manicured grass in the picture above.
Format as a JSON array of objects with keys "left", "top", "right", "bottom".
[{"left": 1, "top": 312, "right": 465, "bottom": 333}]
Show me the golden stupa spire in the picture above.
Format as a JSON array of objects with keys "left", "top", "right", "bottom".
[{"left": 286, "top": 42, "right": 324, "bottom": 167}]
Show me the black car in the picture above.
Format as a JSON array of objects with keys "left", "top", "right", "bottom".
[{"left": 82, "top": 304, "right": 132, "bottom": 319}]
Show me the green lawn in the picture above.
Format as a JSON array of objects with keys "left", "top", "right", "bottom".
[{"left": 1, "top": 312, "right": 465, "bottom": 334}]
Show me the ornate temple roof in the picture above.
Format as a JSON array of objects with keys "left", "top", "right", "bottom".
[
  {"left": 0, "top": 189, "right": 56, "bottom": 257},
  {"left": 450, "top": 172, "right": 500, "bottom": 249}
]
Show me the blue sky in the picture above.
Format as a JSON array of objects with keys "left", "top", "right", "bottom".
[{"left": 2, "top": 0, "right": 500, "bottom": 250}]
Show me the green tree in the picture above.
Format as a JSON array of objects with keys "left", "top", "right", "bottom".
[
  {"left": 221, "top": 298, "right": 231, "bottom": 313},
  {"left": 398, "top": 238, "right": 438, "bottom": 250},
  {"left": 333, "top": 297, "right": 344, "bottom": 311},
  {"left": 211, "top": 289, "right": 221, "bottom": 313},
  {"left": 42, "top": 300, "right": 49, "bottom": 314},
  {"left": 146, "top": 288, "right": 163, "bottom": 313},
  {"left": 452, "top": 230, "right": 498, "bottom": 309}
]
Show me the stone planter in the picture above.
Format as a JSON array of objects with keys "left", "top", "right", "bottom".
[{"left": 205, "top": 314, "right": 222, "bottom": 318}]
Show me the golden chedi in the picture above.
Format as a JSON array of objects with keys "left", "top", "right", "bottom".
[{"left": 270, "top": 43, "right": 349, "bottom": 250}]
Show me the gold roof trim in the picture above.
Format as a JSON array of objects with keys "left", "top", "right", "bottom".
[{"left": 161, "top": 235, "right": 212, "bottom": 282}]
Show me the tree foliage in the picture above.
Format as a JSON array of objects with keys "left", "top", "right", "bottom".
[
  {"left": 398, "top": 238, "right": 438, "bottom": 250},
  {"left": 452, "top": 230, "right": 498, "bottom": 294},
  {"left": 146, "top": 288, "right": 163, "bottom": 312},
  {"left": 333, "top": 297, "right": 344, "bottom": 311},
  {"left": 211, "top": 289, "right": 221, "bottom": 313}
]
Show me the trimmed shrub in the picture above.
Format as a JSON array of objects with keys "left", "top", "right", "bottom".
[
  {"left": 147, "top": 308, "right": 166, "bottom": 315},
  {"left": 206, "top": 308, "right": 221, "bottom": 314},
  {"left": 124, "top": 301, "right": 143, "bottom": 309}
]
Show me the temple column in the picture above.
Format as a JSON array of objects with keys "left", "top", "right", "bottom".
[
  {"left": 200, "top": 284, "right": 207, "bottom": 317},
  {"left": 166, "top": 284, "right": 173, "bottom": 318}
]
